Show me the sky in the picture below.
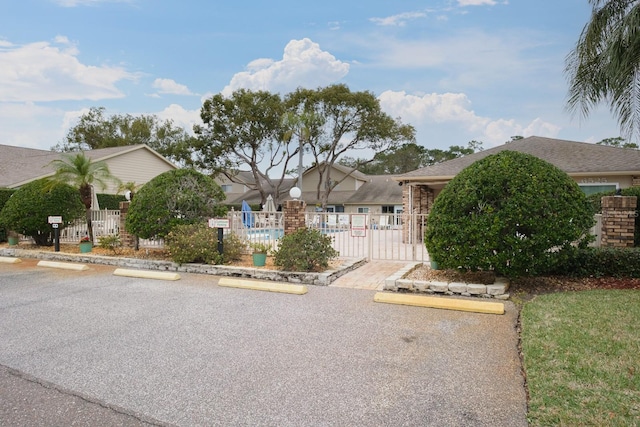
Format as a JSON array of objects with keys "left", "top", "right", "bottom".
[{"left": 0, "top": 0, "right": 625, "bottom": 155}]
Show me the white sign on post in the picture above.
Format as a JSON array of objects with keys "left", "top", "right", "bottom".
[
  {"left": 48, "top": 216, "right": 63, "bottom": 224},
  {"left": 208, "top": 218, "right": 230, "bottom": 229}
]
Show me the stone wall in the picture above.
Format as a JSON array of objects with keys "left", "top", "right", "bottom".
[{"left": 601, "top": 196, "right": 638, "bottom": 247}]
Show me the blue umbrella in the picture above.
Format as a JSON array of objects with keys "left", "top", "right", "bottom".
[{"left": 241, "top": 200, "right": 254, "bottom": 228}]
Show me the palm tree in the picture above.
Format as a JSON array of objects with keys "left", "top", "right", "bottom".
[
  {"left": 48, "top": 152, "right": 120, "bottom": 243},
  {"left": 566, "top": 0, "right": 640, "bottom": 139}
]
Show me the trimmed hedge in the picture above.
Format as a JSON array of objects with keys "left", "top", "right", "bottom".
[
  {"left": 552, "top": 247, "right": 640, "bottom": 278},
  {"left": 97, "top": 193, "right": 126, "bottom": 210},
  {"left": 0, "top": 188, "right": 16, "bottom": 242}
]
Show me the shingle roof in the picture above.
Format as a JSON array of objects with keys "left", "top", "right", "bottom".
[
  {"left": 344, "top": 175, "right": 402, "bottom": 204},
  {"left": 398, "top": 136, "right": 640, "bottom": 180},
  {"left": 0, "top": 144, "right": 173, "bottom": 188}
]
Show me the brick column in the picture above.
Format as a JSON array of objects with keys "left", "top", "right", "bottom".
[
  {"left": 402, "top": 184, "right": 434, "bottom": 243},
  {"left": 118, "top": 201, "right": 136, "bottom": 248},
  {"left": 632, "top": 176, "right": 640, "bottom": 187},
  {"left": 283, "top": 200, "right": 306, "bottom": 235},
  {"left": 601, "top": 196, "right": 637, "bottom": 247}
]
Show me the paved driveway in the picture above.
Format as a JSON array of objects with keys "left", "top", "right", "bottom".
[{"left": 0, "top": 260, "right": 527, "bottom": 426}]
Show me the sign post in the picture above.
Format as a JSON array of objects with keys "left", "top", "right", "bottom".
[
  {"left": 48, "top": 216, "right": 63, "bottom": 252},
  {"left": 208, "top": 218, "right": 230, "bottom": 255}
]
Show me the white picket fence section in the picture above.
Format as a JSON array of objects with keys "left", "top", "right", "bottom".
[{"left": 26, "top": 210, "right": 605, "bottom": 255}]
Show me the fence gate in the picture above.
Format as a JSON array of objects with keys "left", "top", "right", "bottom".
[{"left": 304, "top": 212, "right": 429, "bottom": 262}]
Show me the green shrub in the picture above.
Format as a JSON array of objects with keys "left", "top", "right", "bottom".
[
  {"left": 552, "top": 247, "right": 640, "bottom": 278},
  {"left": 97, "top": 234, "right": 122, "bottom": 255},
  {"left": 273, "top": 228, "right": 338, "bottom": 272},
  {"left": 0, "top": 188, "right": 16, "bottom": 242},
  {"left": 0, "top": 180, "right": 84, "bottom": 246},
  {"left": 96, "top": 193, "right": 126, "bottom": 210},
  {"left": 424, "top": 151, "right": 595, "bottom": 278},
  {"left": 126, "top": 169, "right": 226, "bottom": 239},
  {"left": 221, "top": 232, "right": 248, "bottom": 263},
  {"left": 165, "top": 223, "right": 223, "bottom": 265}
]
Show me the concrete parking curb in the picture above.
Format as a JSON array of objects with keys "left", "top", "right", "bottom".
[
  {"left": 113, "top": 268, "right": 181, "bottom": 281},
  {"left": 374, "top": 292, "right": 505, "bottom": 314},
  {"left": 36, "top": 260, "right": 89, "bottom": 271},
  {"left": 0, "top": 256, "right": 21, "bottom": 264},
  {"left": 218, "top": 277, "right": 308, "bottom": 294}
]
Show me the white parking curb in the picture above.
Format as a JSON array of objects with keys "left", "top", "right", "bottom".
[
  {"left": 37, "top": 260, "right": 89, "bottom": 271},
  {"left": 113, "top": 268, "right": 181, "bottom": 281}
]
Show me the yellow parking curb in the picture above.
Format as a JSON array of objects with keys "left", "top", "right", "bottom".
[
  {"left": 0, "top": 256, "right": 21, "bottom": 264},
  {"left": 374, "top": 292, "right": 504, "bottom": 315},
  {"left": 113, "top": 268, "right": 181, "bottom": 281},
  {"left": 218, "top": 277, "right": 307, "bottom": 295},
  {"left": 37, "top": 260, "right": 89, "bottom": 271}
]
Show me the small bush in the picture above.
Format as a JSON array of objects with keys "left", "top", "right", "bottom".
[
  {"left": 273, "top": 228, "right": 338, "bottom": 272},
  {"left": 165, "top": 223, "right": 223, "bottom": 265},
  {"left": 552, "top": 247, "right": 640, "bottom": 278},
  {"left": 221, "top": 232, "right": 248, "bottom": 263},
  {"left": 0, "top": 188, "right": 15, "bottom": 242},
  {"left": 97, "top": 234, "right": 122, "bottom": 255}
]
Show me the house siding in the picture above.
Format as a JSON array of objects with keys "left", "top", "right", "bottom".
[{"left": 102, "top": 149, "right": 175, "bottom": 194}]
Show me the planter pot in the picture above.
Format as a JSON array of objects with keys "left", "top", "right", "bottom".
[
  {"left": 430, "top": 260, "right": 439, "bottom": 270},
  {"left": 7, "top": 236, "right": 19, "bottom": 246},
  {"left": 252, "top": 253, "right": 267, "bottom": 267},
  {"left": 79, "top": 242, "right": 93, "bottom": 253}
]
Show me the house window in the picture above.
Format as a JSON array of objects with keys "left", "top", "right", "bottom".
[
  {"left": 221, "top": 184, "right": 233, "bottom": 193},
  {"left": 357, "top": 207, "right": 369, "bottom": 213},
  {"left": 579, "top": 184, "right": 617, "bottom": 195},
  {"left": 326, "top": 205, "right": 345, "bottom": 213},
  {"left": 381, "top": 205, "right": 394, "bottom": 213}
]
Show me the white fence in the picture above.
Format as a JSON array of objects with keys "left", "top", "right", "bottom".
[{"left": 28, "top": 210, "right": 606, "bottom": 256}]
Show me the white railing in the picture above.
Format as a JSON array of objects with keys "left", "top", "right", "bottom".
[
  {"left": 60, "top": 209, "right": 121, "bottom": 243},
  {"left": 304, "top": 212, "right": 429, "bottom": 261},
  {"left": 228, "top": 210, "right": 284, "bottom": 252}
]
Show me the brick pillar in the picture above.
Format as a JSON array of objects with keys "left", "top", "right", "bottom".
[
  {"left": 118, "top": 201, "right": 135, "bottom": 248},
  {"left": 283, "top": 200, "right": 306, "bottom": 235},
  {"left": 402, "top": 184, "right": 434, "bottom": 243},
  {"left": 601, "top": 196, "right": 637, "bottom": 247},
  {"left": 632, "top": 176, "right": 640, "bottom": 187}
]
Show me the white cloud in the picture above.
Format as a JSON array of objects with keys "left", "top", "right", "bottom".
[
  {"left": 0, "top": 38, "right": 138, "bottom": 102},
  {"left": 378, "top": 90, "right": 560, "bottom": 146},
  {"left": 370, "top": 11, "right": 427, "bottom": 27},
  {"left": 0, "top": 103, "right": 66, "bottom": 149},
  {"left": 152, "top": 78, "right": 194, "bottom": 96},
  {"left": 156, "top": 104, "right": 201, "bottom": 134},
  {"left": 221, "top": 38, "right": 350, "bottom": 96}
]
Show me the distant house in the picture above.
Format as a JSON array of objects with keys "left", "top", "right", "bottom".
[
  {"left": 0, "top": 144, "right": 178, "bottom": 195},
  {"left": 220, "top": 163, "right": 403, "bottom": 214},
  {"left": 396, "top": 136, "right": 640, "bottom": 217}
]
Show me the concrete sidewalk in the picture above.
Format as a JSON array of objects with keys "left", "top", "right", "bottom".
[{"left": 329, "top": 260, "right": 412, "bottom": 290}]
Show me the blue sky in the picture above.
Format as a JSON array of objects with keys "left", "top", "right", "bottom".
[{"left": 0, "top": 0, "right": 624, "bottom": 154}]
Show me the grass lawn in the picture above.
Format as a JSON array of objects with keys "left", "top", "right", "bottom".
[{"left": 521, "top": 290, "right": 640, "bottom": 426}]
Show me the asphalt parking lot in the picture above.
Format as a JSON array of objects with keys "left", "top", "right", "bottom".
[{"left": 0, "top": 259, "right": 527, "bottom": 426}]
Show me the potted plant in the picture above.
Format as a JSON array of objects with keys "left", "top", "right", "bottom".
[
  {"left": 7, "top": 230, "right": 19, "bottom": 246},
  {"left": 79, "top": 236, "right": 93, "bottom": 253},
  {"left": 250, "top": 242, "right": 270, "bottom": 267}
]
